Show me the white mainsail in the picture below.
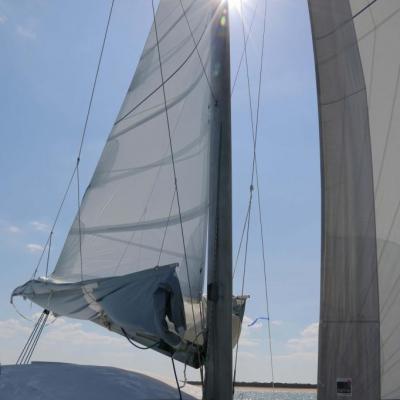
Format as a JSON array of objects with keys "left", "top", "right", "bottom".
[
  {"left": 309, "top": 1, "right": 400, "bottom": 399},
  {"left": 12, "top": 0, "right": 243, "bottom": 367},
  {"left": 55, "top": 0, "right": 214, "bottom": 298}
]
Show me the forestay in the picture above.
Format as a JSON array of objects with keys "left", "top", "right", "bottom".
[
  {"left": 308, "top": 1, "right": 400, "bottom": 399},
  {"left": 13, "top": 0, "right": 221, "bottom": 362}
]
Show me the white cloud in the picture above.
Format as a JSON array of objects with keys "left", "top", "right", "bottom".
[
  {"left": 0, "top": 315, "right": 319, "bottom": 384},
  {"left": 271, "top": 320, "right": 283, "bottom": 326},
  {"left": 0, "top": 15, "right": 7, "bottom": 24},
  {"left": 31, "top": 221, "right": 50, "bottom": 232},
  {"left": 0, "top": 316, "right": 187, "bottom": 382},
  {"left": 16, "top": 25, "right": 36, "bottom": 40},
  {"left": 275, "top": 351, "right": 317, "bottom": 362},
  {"left": 274, "top": 351, "right": 318, "bottom": 383},
  {"left": 237, "top": 350, "right": 256, "bottom": 360},
  {"left": 287, "top": 322, "right": 318, "bottom": 352},
  {"left": 43, "top": 318, "right": 126, "bottom": 347},
  {"left": 26, "top": 243, "right": 44, "bottom": 253},
  {"left": 239, "top": 336, "right": 260, "bottom": 347},
  {"left": 1, "top": 220, "right": 50, "bottom": 235},
  {"left": 257, "top": 322, "right": 319, "bottom": 383},
  {"left": 302, "top": 322, "right": 319, "bottom": 337},
  {"left": 0, "top": 319, "right": 30, "bottom": 339},
  {"left": 0, "top": 221, "right": 22, "bottom": 234},
  {"left": 0, "top": 316, "right": 127, "bottom": 353},
  {"left": 7, "top": 225, "right": 21, "bottom": 234}
]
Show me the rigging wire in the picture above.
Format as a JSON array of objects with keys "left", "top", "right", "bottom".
[
  {"left": 231, "top": 2, "right": 259, "bottom": 277},
  {"left": 76, "top": 0, "right": 115, "bottom": 281},
  {"left": 77, "top": 165, "right": 84, "bottom": 281},
  {"left": 232, "top": 0, "right": 275, "bottom": 394},
  {"left": 233, "top": 184, "right": 253, "bottom": 389},
  {"left": 16, "top": 309, "right": 50, "bottom": 365},
  {"left": 150, "top": 0, "right": 204, "bottom": 389},
  {"left": 171, "top": 357, "right": 183, "bottom": 400},
  {"left": 251, "top": 0, "right": 275, "bottom": 389},
  {"left": 157, "top": 189, "right": 177, "bottom": 266},
  {"left": 231, "top": 0, "right": 259, "bottom": 96},
  {"left": 31, "top": 0, "right": 115, "bottom": 281},
  {"left": 114, "top": 2, "right": 220, "bottom": 126},
  {"left": 16, "top": 311, "right": 46, "bottom": 364},
  {"left": 233, "top": 193, "right": 250, "bottom": 277},
  {"left": 31, "top": 166, "right": 77, "bottom": 279},
  {"left": 255, "top": 163, "right": 275, "bottom": 393},
  {"left": 23, "top": 312, "right": 49, "bottom": 364},
  {"left": 76, "top": 0, "right": 115, "bottom": 160},
  {"left": 151, "top": 0, "right": 199, "bottom": 327},
  {"left": 233, "top": 0, "right": 255, "bottom": 383},
  {"left": 178, "top": 0, "right": 216, "bottom": 102},
  {"left": 122, "top": 326, "right": 183, "bottom": 400},
  {"left": 121, "top": 327, "right": 161, "bottom": 350},
  {"left": 45, "top": 231, "right": 53, "bottom": 277}
]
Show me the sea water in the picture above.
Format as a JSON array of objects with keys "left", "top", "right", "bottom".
[{"left": 233, "top": 391, "right": 316, "bottom": 400}]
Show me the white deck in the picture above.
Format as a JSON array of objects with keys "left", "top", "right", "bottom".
[{"left": 0, "top": 362, "right": 199, "bottom": 400}]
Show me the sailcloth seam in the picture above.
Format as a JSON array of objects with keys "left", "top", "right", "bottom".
[
  {"left": 114, "top": 2, "right": 219, "bottom": 126},
  {"left": 316, "top": 0, "right": 378, "bottom": 40}
]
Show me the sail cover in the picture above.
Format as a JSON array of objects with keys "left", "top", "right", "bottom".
[
  {"left": 308, "top": 1, "right": 400, "bottom": 399},
  {"left": 13, "top": 0, "right": 221, "bottom": 356}
]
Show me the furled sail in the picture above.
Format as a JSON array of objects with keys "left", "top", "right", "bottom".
[
  {"left": 12, "top": 0, "right": 248, "bottom": 367},
  {"left": 308, "top": 1, "right": 400, "bottom": 399}
]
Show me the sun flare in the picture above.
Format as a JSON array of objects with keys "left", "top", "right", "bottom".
[{"left": 228, "top": 0, "right": 244, "bottom": 14}]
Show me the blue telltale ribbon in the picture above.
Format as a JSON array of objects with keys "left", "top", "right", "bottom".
[{"left": 247, "top": 317, "right": 269, "bottom": 327}]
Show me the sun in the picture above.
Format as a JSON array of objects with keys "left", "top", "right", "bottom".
[{"left": 228, "top": 0, "right": 244, "bottom": 14}]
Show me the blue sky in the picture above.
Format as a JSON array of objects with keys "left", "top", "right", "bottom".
[{"left": 0, "top": 0, "right": 320, "bottom": 384}]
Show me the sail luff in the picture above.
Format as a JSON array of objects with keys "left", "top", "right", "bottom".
[{"left": 205, "top": 1, "right": 232, "bottom": 399}]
